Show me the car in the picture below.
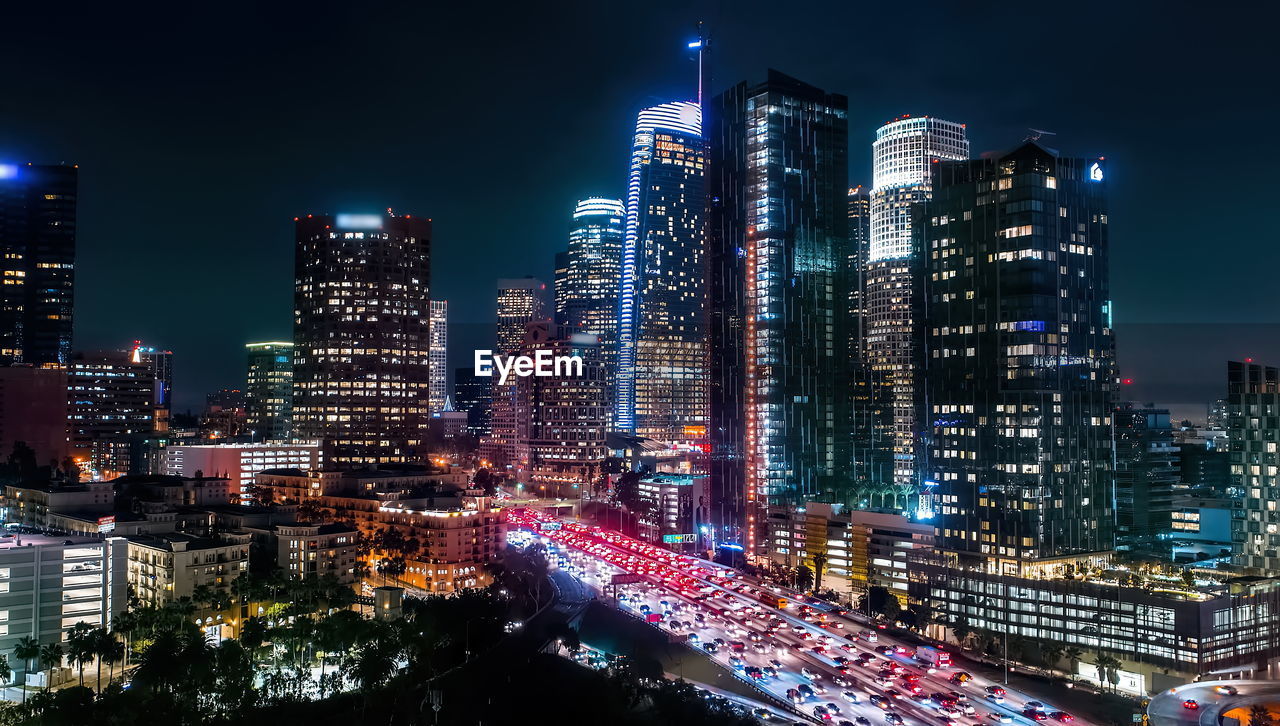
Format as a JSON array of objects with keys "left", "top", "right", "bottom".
[
  {"left": 1025, "top": 702, "right": 1045, "bottom": 712},
  {"left": 1183, "top": 700, "right": 1199, "bottom": 710},
  {"left": 886, "top": 713, "right": 905, "bottom": 726},
  {"left": 939, "top": 718, "right": 961, "bottom": 726},
  {"left": 985, "top": 694, "right": 1005, "bottom": 705},
  {"left": 833, "top": 656, "right": 850, "bottom": 666},
  {"left": 764, "top": 666, "right": 779, "bottom": 678},
  {"left": 814, "top": 705, "right": 832, "bottom": 721},
  {"left": 861, "top": 630, "right": 879, "bottom": 642},
  {"left": 940, "top": 707, "right": 962, "bottom": 718},
  {"left": 856, "top": 719, "right": 872, "bottom": 726},
  {"left": 987, "top": 714, "right": 1012, "bottom": 724},
  {"left": 833, "top": 676, "right": 853, "bottom": 687},
  {"left": 1023, "top": 711, "right": 1048, "bottom": 721},
  {"left": 827, "top": 703, "right": 843, "bottom": 715},
  {"left": 744, "top": 666, "right": 763, "bottom": 680},
  {"left": 799, "top": 684, "right": 816, "bottom": 699},
  {"left": 870, "top": 695, "right": 891, "bottom": 710},
  {"left": 787, "top": 688, "right": 803, "bottom": 704},
  {"left": 842, "top": 691, "right": 861, "bottom": 703},
  {"left": 886, "top": 689, "right": 904, "bottom": 700},
  {"left": 703, "top": 643, "right": 718, "bottom": 654},
  {"left": 950, "top": 672, "right": 973, "bottom": 685},
  {"left": 1214, "top": 686, "right": 1239, "bottom": 696},
  {"left": 769, "top": 659, "right": 784, "bottom": 668},
  {"left": 984, "top": 686, "right": 1006, "bottom": 697},
  {"left": 802, "top": 668, "right": 823, "bottom": 680},
  {"left": 1049, "top": 712, "right": 1073, "bottom": 723},
  {"left": 876, "top": 645, "right": 895, "bottom": 655}
]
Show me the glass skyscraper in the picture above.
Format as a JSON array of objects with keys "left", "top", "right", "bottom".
[
  {"left": 0, "top": 163, "right": 77, "bottom": 366},
  {"left": 428, "top": 299, "right": 448, "bottom": 414},
  {"left": 616, "top": 101, "right": 707, "bottom": 446},
  {"left": 865, "top": 116, "right": 968, "bottom": 498},
  {"left": 556, "top": 198, "right": 624, "bottom": 374},
  {"left": 709, "top": 71, "right": 849, "bottom": 554},
  {"left": 245, "top": 341, "right": 293, "bottom": 441},
  {"left": 291, "top": 212, "right": 431, "bottom": 467},
  {"left": 483, "top": 278, "right": 547, "bottom": 469},
  {"left": 922, "top": 142, "right": 1115, "bottom": 562}
]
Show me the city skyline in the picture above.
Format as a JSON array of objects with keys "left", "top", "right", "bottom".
[{"left": 1, "top": 3, "right": 1271, "bottom": 411}]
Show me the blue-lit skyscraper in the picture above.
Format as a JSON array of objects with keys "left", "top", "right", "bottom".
[
  {"left": 616, "top": 102, "right": 707, "bottom": 447},
  {"left": 556, "top": 198, "right": 624, "bottom": 374}
]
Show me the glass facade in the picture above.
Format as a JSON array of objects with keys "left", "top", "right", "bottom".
[
  {"left": 616, "top": 101, "right": 707, "bottom": 445},
  {"left": 709, "top": 71, "right": 848, "bottom": 554},
  {"left": 1229, "top": 360, "right": 1280, "bottom": 574},
  {"left": 428, "top": 299, "right": 448, "bottom": 414},
  {"left": 291, "top": 212, "right": 431, "bottom": 467},
  {"left": 923, "top": 142, "right": 1115, "bottom": 558},
  {"left": 245, "top": 341, "right": 294, "bottom": 440},
  {"left": 556, "top": 198, "right": 624, "bottom": 380}
]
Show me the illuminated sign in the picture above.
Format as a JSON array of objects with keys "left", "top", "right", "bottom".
[
  {"left": 335, "top": 213, "right": 384, "bottom": 229},
  {"left": 663, "top": 533, "right": 696, "bottom": 544},
  {"left": 97, "top": 515, "right": 116, "bottom": 533},
  {"left": 1089, "top": 162, "right": 1104, "bottom": 182}
]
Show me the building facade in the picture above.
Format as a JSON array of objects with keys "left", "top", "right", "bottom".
[
  {"left": 68, "top": 350, "right": 157, "bottom": 479},
  {"left": 866, "top": 116, "right": 969, "bottom": 494},
  {"left": 556, "top": 198, "right": 624, "bottom": 380},
  {"left": 483, "top": 278, "right": 548, "bottom": 470},
  {"left": 428, "top": 299, "right": 448, "bottom": 414},
  {"left": 1230, "top": 360, "right": 1280, "bottom": 575},
  {"left": 292, "top": 212, "right": 432, "bottom": 467},
  {"left": 708, "top": 71, "right": 848, "bottom": 554},
  {"left": 126, "top": 532, "right": 250, "bottom": 608},
  {"left": 453, "top": 368, "right": 492, "bottom": 438},
  {"left": 1114, "top": 403, "right": 1180, "bottom": 547},
  {"left": 245, "top": 341, "right": 293, "bottom": 440},
  {"left": 0, "top": 163, "right": 77, "bottom": 367},
  {"left": 616, "top": 101, "right": 707, "bottom": 446},
  {"left": 163, "top": 442, "right": 322, "bottom": 500}
]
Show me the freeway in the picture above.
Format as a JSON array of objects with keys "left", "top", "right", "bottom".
[
  {"left": 508, "top": 509, "right": 1095, "bottom": 726},
  {"left": 1147, "top": 680, "right": 1280, "bottom": 726}
]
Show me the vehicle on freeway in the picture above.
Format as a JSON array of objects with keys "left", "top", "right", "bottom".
[
  {"left": 744, "top": 666, "right": 763, "bottom": 680},
  {"left": 885, "top": 713, "right": 905, "bottom": 726},
  {"left": 728, "top": 655, "right": 744, "bottom": 669},
  {"left": 842, "top": 691, "right": 861, "bottom": 703},
  {"left": 988, "top": 714, "right": 1012, "bottom": 723},
  {"left": 704, "top": 643, "right": 718, "bottom": 654},
  {"left": 1214, "top": 685, "right": 1238, "bottom": 696},
  {"left": 799, "top": 684, "right": 816, "bottom": 700},
  {"left": 869, "top": 695, "right": 891, "bottom": 709},
  {"left": 769, "top": 658, "right": 784, "bottom": 668},
  {"left": 788, "top": 688, "right": 803, "bottom": 704},
  {"left": 833, "top": 676, "right": 852, "bottom": 687},
  {"left": 984, "top": 686, "right": 1006, "bottom": 697},
  {"left": 917, "top": 645, "right": 953, "bottom": 669},
  {"left": 856, "top": 718, "right": 872, "bottom": 726},
  {"left": 1023, "top": 710, "right": 1048, "bottom": 721},
  {"left": 939, "top": 707, "right": 962, "bottom": 718},
  {"left": 1183, "top": 700, "right": 1199, "bottom": 710},
  {"left": 886, "top": 689, "right": 904, "bottom": 700},
  {"left": 876, "top": 645, "right": 895, "bottom": 655},
  {"left": 985, "top": 694, "right": 1005, "bottom": 704},
  {"left": 1049, "top": 712, "right": 1073, "bottom": 722},
  {"left": 802, "top": 667, "right": 823, "bottom": 680},
  {"left": 939, "top": 717, "right": 961, "bottom": 726},
  {"left": 950, "top": 672, "right": 972, "bottom": 685},
  {"left": 814, "top": 705, "right": 832, "bottom": 721}
]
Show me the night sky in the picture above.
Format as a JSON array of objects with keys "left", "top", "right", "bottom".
[{"left": 2, "top": 1, "right": 1273, "bottom": 417}]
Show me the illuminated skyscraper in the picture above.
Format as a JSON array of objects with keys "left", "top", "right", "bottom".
[
  {"left": 429, "top": 299, "right": 448, "bottom": 413},
  {"left": 846, "top": 186, "right": 893, "bottom": 502},
  {"left": 866, "top": 116, "right": 968, "bottom": 496},
  {"left": 922, "top": 142, "right": 1114, "bottom": 558},
  {"left": 291, "top": 212, "right": 431, "bottom": 467},
  {"left": 709, "top": 71, "right": 849, "bottom": 553},
  {"left": 129, "top": 342, "right": 174, "bottom": 433},
  {"left": 556, "top": 198, "right": 624, "bottom": 375},
  {"left": 0, "top": 163, "right": 77, "bottom": 366},
  {"left": 245, "top": 341, "right": 293, "bottom": 440},
  {"left": 616, "top": 102, "right": 707, "bottom": 445},
  {"left": 483, "top": 278, "right": 547, "bottom": 469},
  {"left": 68, "top": 350, "right": 156, "bottom": 478},
  {"left": 1230, "top": 360, "right": 1280, "bottom": 575}
]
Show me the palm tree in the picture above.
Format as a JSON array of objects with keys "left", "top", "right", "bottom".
[
  {"left": 111, "top": 610, "right": 140, "bottom": 667},
  {"left": 0, "top": 654, "right": 11, "bottom": 689},
  {"left": 1064, "top": 646, "right": 1084, "bottom": 679},
  {"left": 12, "top": 636, "right": 40, "bottom": 703},
  {"left": 66, "top": 621, "right": 96, "bottom": 686},
  {"left": 1092, "top": 651, "right": 1121, "bottom": 692},
  {"left": 1248, "top": 704, "right": 1272, "bottom": 726},
  {"left": 38, "top": 642, "right": 63, "bottom": 692},
  {"left": 99, "top": 636, "right": 125, "bottom": 689},
  {"left": 1040, "top": 642, "right": 1064, "bottom": 670}
]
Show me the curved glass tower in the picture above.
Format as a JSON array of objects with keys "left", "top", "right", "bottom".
[
  {"left": 559, "top": 198, "right": 624, "bottom": 372},
  {"left": 616, "top": 102, "right": 706, "bottom": 446}
]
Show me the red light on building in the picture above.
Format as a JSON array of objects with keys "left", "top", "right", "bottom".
[{"left": 1122, "top": 378, "right": 1134, "bottom": 385}]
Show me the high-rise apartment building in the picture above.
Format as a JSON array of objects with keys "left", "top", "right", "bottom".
[
  {"left": 1230, "top": 360, "right": 1280, "bottom": 575},
  {"left": 0, "top": 163, "right": 77, "bottom": 366},
  {"left": 708, "top": 71, "right": 849, "bottom": 554},
  {"left": 128, "top": 342, "right": 173, "bottom": 432},
  {"left": 866, "top": 116, "right": 968, "bottom": 494},
  {"left": 616, "top": 102, "right": 707, "bottom": 446},
  {"left": 495, "top": 278, "right": 546, "bottom": 354},
  {"left": 922, "top": 142, "right": 1115, "bottom": 563},
  {"left": 292, "top": 212, "right": 431, "bottom": 467},
  {"left": 245, "top": 341, "right": 293, "bottom": 440},
  {"left": 429, "top": 299, "right": 448, "bottom": 413},
  {"left": 556, "top": 198, "right": 624, "bottom": 375},
  {"left": 68, "top": 350, "right": 158, "bottom": 479}
]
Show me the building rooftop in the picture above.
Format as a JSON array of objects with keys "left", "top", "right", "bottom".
[
  {"left": 0, "top": 532, "right": 106, "bottom": 550},
  {"left": 126, "top": 532, "right": 243, "bottom": 551}
]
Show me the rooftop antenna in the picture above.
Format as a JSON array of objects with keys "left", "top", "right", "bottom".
[{"left": 1025, "top": 128, "right": 1057, "bottom": 143}]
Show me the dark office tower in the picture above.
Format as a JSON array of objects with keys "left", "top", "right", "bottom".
[
  {"left": 0, "top": 163, "right": 77, "bottom": 365},
  {"left": 553, "top": 252, "right": 570, "bottom": 324},
  {"left": 867, "top": 117, "right": 969, "bottom": 497},
  {"left": 708, "top": 71, "right": 849, "bottom": 554},
  {"left": 1114, "top": 402, "right": 1179, "bottom": 548},
  {"left": 846, "top": 185, "right": 893, "bottom": 503},
  {"left": 128, "top": 341, "right": 174, "bottom": 433},
  {"left": 453, "top": 367, "right": 492, "bottom": 438},
  {"left": 616, "top": 101, "right": 707, "bottom": 445},
  {"left": 923, "top": 142, "right": 1115, "bottom": 562},
  {"left": 557, "top": 199, "right": 624, "bottom": 375},
  {"left": 483, "top": 278, "right": 548, "bottom": 469},
  {"left": 1229, "top": 360, "right": 1280, "bottom": 575},
  {"left": 292, "top": 212, "right": 431, "bottom": 467},
  {"left": 495, "top": 278, "right": 547, "bottom": 354},
  {"left": 245, "top": 341, "right": 294, "bottom": 440},
  {"left": 68, "top": 350, "right": 156, "bottom": 478}
]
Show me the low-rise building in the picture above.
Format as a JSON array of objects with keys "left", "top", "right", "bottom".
[
  {"left": 272, "top": 523, "right": 360, "bottom": 584},
  {"left": 126, "top": 532, "right": 250, "bottom": 608},
  {"left": 635, "top": 474, "right": 707, "bottom": 550},
  {"left": 256, "top": 465, "right": 467, "bottom": 501},
  {"left": 0, "top": 534, "right": 128, "bottom": 684},
  {"left": 113, "top": 474, "right": 234, "bottom": 509},
  {"left": 1168, "top": 496, "right": 1234, "bottom": 563},
  {"left": 2, "top": 481, "right": 114, "bottom": 529},
  {"left": 163, "top": 442, "right": 322, "bottom": 501}
]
